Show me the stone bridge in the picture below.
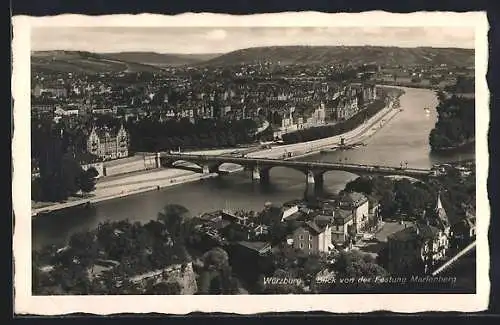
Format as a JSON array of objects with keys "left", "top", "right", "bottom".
[{"left": 157, "top": 153, "right": 437, "bottom": 187}]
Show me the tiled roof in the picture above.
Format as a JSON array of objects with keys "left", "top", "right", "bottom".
[
  {"left": 333, "top": 209, "right": 353, "bottom": 225},
  {"left": 91, "top": 124, "right": 126, "bottom": 139},
  {"left": 236, "top": 241, "right": 271, "bottom": 253},
  {"left": 314, "top": 214, "right": 334, "bottom": 227},
  {"left": 304, "top": 221, "right": 326, "bottom": 235},
  {"left": 389, "top": 223, "right": 440, "bottom": 242},
  {"left": 340, "top": 192, "right": 368, "bottom": 207},
  {"left": 285, "top": 211, "right": 304, "bottom": 221}
]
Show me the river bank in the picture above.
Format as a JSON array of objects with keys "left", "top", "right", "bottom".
[
  {"left": 32, "top": 89, "right": 403, "bottom": 217},
  {"left": 431, "top": 138, "right": 475, "bottom": 153},
  {"left": 32, "top": 170, "right": 221, "bottom": 217}
]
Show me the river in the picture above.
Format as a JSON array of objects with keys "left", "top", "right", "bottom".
[{"left": 32, "top": 87, "right": 475, "bottom": 250}]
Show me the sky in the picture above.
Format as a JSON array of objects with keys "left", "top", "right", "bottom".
[{"left": 31, "top": 27, "right": 475, "bottom": 54}]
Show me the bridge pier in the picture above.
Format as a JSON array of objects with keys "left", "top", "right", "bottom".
[
  {"left": 252, "top": 166, "right": 270, "bottom": 184},
  {"left": 252, "top": 166, "right": 261, "bottom": 181},
  {"left": 261, "top": 168, "right": 270, "bottom": 184},
  {"left": 156, "top": 152, "right": 162, "bottom": 168},
  {"left": 202, "top": 165, "right": 210, "bottom": 174},
  {"left": 306, "top": 170, "right": 316, "bottom": 185},
  {"left": 313, "top": 171, "right": 324, "bottom": 188},
  {"left": 304, "top": 170, "right": 326, "bottom": 196}
]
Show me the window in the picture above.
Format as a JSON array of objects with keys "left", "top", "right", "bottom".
[
  {"left": 309, "top": 235, "right": 313, "bottom": 241},
  {"left": 309, "top": 243, "right": 312, "bottom": 249},
  {"left": 299, "top": 235, "right": 304, "bottom": 240},
  {"left": 299, "top": 243, "right": 304, "bottom": 249}
]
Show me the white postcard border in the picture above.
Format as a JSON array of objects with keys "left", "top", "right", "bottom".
[{"left": 12, "top": 11, "right": 490, "bottom": 314}]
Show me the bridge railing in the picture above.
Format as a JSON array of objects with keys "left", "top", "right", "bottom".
[{"left": 160, "top": 153, "right": 434, "bottom": 175}]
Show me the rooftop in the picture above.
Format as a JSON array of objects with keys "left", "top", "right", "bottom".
[
  {"left": 314, "top": 214, "right": 335, "bottom": 227},
  {"left": 333, "top": 209, "right": 353, "bottom": 225},
  {"left": 339, "top": 191, "right": 368, "bottom": 207},
  {"left": 236, "top": 241, "right": 271, "bottom": 253},
  {"left": 388, "top": 223, "right": 440, "bottom": 242},
  {"left": 303, "top": 220, "right": 327, "bottom": 235}
]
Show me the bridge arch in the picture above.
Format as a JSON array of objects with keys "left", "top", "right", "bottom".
[
  {"left": 217, "top": 162, "right": 246, "bottom": 173},
  {"left": 317, "top": 169, "right": 430, "bottom": 184},
  {"left": 382, "top": 175, "right": 428, "bottom": 184},
  {"left": 162, "top": 158, "right": 247, "bottom": 175},
  {"left": 161, "top": 158, "right": 206, "bottom": 171},
  {"left": 262, "top": 164, "right": 309, "bottom": 176}
]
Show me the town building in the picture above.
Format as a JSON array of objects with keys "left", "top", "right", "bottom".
[
  {"left": 452, "top": 216, "right": 476, "bottom": 248},
  {"left": 359, "top": 83, "right": 377, "bottom": 104},
  {"left": 33, "top": 84, "right": 68, "bottom": 98},
  {"left": 309, "top": 103, "right": 326, "bottom": 126},
  {"left": 290, "top": 220, "right": 333, "bottom": 254},
  {"left": 335, "top": 95, "right": 359, "bottom": 121},
  {"left": 32, "top": 98, "right": 58, "bottom": 119},
  {"left": 386, "top": 194, "right": 451, "bottom": 275},
  {"left": 386, "top": 223, "right": 442, "bottom": 275},
  {"left": 197, "top": 210, "right": 269, "bottom": 244},
  {"left": 92, "top": 108, "right": 115, "bottom": 115},
  {"left": 338, "top": 192, "right": 370, "bottom": 233},
  {"left": 54, "top": 107, "right": 79, "bottom": 117},
  {"left": 86, "top": 124, "right": 129, "bottom": 161},
  {"left": 331, "top": 208, "right": 355, "bottom": 245}
]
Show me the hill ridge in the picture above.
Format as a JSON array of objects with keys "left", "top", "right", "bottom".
[
  {"left": 198, "top": 45, "right": 474, "bottom": 67},
  {"left": 31, "top": 50, "right": 222, "bottom": 73},
  {"left": 31, "top": 45, "right": 475, "bottom": 74}
]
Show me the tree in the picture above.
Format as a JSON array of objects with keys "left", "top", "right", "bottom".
[
  {"left": 68, "top": 231, "right": 98, "bottom": 269},
  {"left": 197, "top": 270, "right": 214, "bottom": 294},
  {"left": 429, "top": 95, "right": 475, "bottom": 151},
  {"left": 313, "top": 250, "right": 389, "bottom": 293},
  {"left": 345, "top": 176, "right": 374, "bottom": 195},
  {"left": 202, "top": 247, "right": 230, "bottom": 271},
  {"left": 145, "top": 281, "right": 182, "bottom": 295},
  {"left": 79, "top": 167, "right": 99, "bottom": 193},
  {"left": 157, "top": 204, "right": 190, "bottom": 244},
  {"left": 196, "top": 247, "right": 240, "bottom": 295},
  {"left": 334, "top": 250, "right": 387, "bottom": 278},
  {"left": 61, "top": 153, "right": 84, "bottom": 196}
]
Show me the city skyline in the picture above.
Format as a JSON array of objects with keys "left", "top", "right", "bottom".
[{"left": 31, "top": 27, "right": 475, "bottom": 54}]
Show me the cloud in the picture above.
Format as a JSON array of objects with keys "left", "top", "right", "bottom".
[
  {"left": 205, "top": 29, "right": 228, "bottom": 41},
  {"left": 31, "top": 27, "right": 475, "bottom": 54}
]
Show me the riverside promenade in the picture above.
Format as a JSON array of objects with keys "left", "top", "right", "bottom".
[{"left": 32, "top": 93, "right": 403, "bottom": 217}]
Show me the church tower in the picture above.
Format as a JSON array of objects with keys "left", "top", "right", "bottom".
[{"left": 435, "top": 192, "right": 451, "bottom": 237}]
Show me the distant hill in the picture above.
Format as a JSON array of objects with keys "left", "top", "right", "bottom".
[
  {"left": 99, "top": 52, "right": 221, "bottom": 67},
  {"left": 198, "top": 46, "right": 475, "bottom": 67},
  {"left": 31, "top": 50, "right": 162, "bottom": 74},
  {"left": 31, "top": 51, "right": 223, "bottom": 73},
  {"left": 31, "top": 47, "right": 474, "bottom": 74}
]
